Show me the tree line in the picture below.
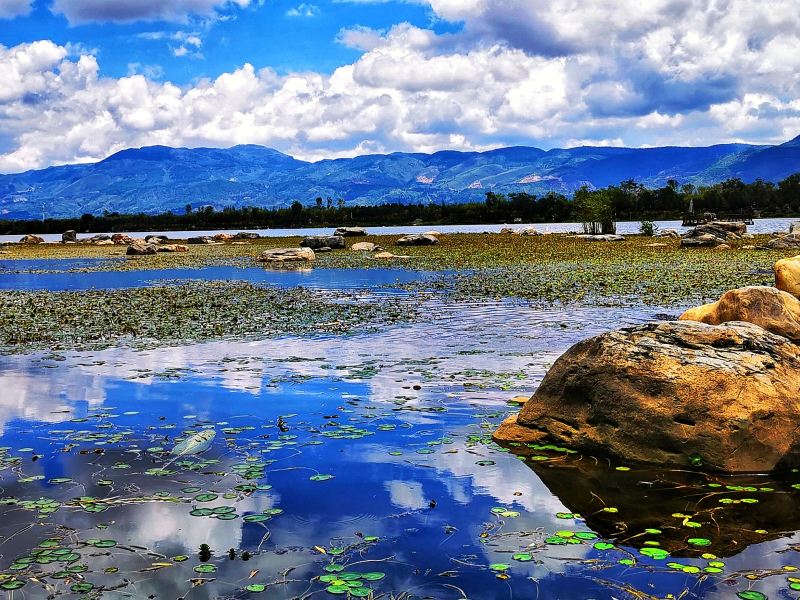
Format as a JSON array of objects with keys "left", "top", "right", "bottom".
[{"left": 1, "top": 174, "right": 799, "bottom": 235}]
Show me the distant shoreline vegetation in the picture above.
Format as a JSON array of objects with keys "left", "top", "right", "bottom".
[{"left": 2, "top": 175, "right": 799, "bottom": 235}]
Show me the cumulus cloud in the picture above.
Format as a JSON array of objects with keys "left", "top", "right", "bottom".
[
  {"left": 50, "top": 0, "right": 251, "bottom": 24},
  {"left": 2, "top": 0, "right": 800, "bottom": 172},
  {"left": 0, "top": 0, "right": 31, "bottom": 19},
  {"left": 286, "top": 3, "right": 320, "bottom": 17}
]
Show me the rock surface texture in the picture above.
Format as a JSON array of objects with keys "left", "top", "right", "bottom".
[
  {"left": 768, "top": 233, "right": 800, "bottom": 249},
  {"left": 258, "top": 247, "right": 315, "bottom": 263},
  {"left": 493, "top": 320, "right": 800, "bottom": 473},
  {"left": 776, "top": 256, "right": 800, "bottom": 298},
  {"left": 681, "top": 222, "right": 747, "bottom": 247},
  {"left": 679, "top": 286, "right": 800, "bottom": 342},
  {"left": 396, "top": 234, "right": 439, "bottom": 246},
  {"left": 300, "top": 235, "right": 346, "bottom": 250}
]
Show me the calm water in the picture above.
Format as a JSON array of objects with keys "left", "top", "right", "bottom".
[
  {"left": 1, "top": 217, "right": 797, "bottom": 243},
  {"left": 0, "top": 275, "right": 798, "bottom": 598}
]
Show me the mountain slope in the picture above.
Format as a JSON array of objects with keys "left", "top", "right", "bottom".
[{"left": 0, "top": 139, "right": 798, "bottom": 219}]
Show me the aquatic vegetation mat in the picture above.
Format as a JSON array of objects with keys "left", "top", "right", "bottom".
[{"left": 0, "top": 281, "right": 417, "bottom": 353}]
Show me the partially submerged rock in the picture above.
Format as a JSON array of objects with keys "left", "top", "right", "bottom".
[
  {"left": 767, "top": 233, "right": 800, "bottom": 249},
  {"left": 126, "top": 240, "right": 159, "bottom": 255},
  {"left": 19, "top": 235, "right": 44, "bottom": 244},
  {"left": 679, "top": 286, "right": 800, "bottom": 343},
  {"left": 396, "top": 234, "right": 439, "bottom": 246},
  {"left": 494, "top": 320, "right": 800, "bottom": 473},
  {"left": 300, "top": 235, "right": 345, "bottom": 250},
  {"left": 351, "top": 242, "right": 380, "bottom": 252},
  {"left": 258, "top": 247, "right": 315, "bottom": 263},
  {"left": 334, "top": 227, "right": 367, "bottom": 237},
  {"left": 775, "top": 255, "right": 800, "bottom": 298}
]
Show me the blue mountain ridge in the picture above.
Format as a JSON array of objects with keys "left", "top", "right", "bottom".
[{"left": 0, "top": 137, "right": 798, "bottom": 219}]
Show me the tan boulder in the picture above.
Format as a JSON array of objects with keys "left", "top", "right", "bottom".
[
  {"left": 679, "top": 286, "right": 800, "bottom": 343},
  {"left": 19, "top": 235, "right": 44, "bottom": 244},
  {"left": 351, "top": 242, "right": 379, "bottom": 252},
  {"left": 494, "top": 320, "right": 800, "bottom": 473},
  {"left": 258, "top": 247, "right": 315, "bottom": 263},
  {"left": 214, "top": 233, "right": 235, "bottom": 241},
  {"left": 775, "top": 255, "right": 800, "bottom": 298},
  {"left": 157, "top": 244, "right": 189, "bottom": 253}
]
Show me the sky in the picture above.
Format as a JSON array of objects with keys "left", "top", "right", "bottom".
[{"left": 0, "top": 0, "right": 799, "bottom": 173}]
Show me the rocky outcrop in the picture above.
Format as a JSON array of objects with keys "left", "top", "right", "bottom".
[
  {"left": 516, "top": 227, "right": 540, "bottom": 236},
  {"left": 790, "top": 222, "right": 800, "bottom": 234},
  {"left": 300, "top": 235, "right": 345, "bottom": 250},
  {"left": 396, "top": 234, "right": 439, "bottom": 246},
  {"left": 681, "top": 222, "right": 747, "bottom": 247},
  {"left": 679, "top": 286, "right": 800, "bottom": 343},
  {"left": 494, "top": 320, "right": 800, "bottom": 473},
  {"left": 351, "top": 242, "right": 380, "bottom": 252},
  {"left": 126, "top": 240, "right": 159, "bottom": 255},
  {"left": 258, "top": 247, "right": 315, "bottom": 263},
  {"left": 62, "top": 230, "right": 77, "bottom": 243},
  {"left": 19, "top": 235, "right": 44, "bottom": 244},
  {"left": 776, "top": 255, "right": 800, "bottom": 298},
  {"left": 334, "top": 227, "right": 367, "bottom": 237},
  {"left": 767, "top": 233, "right": 800, "bottom": 249}
]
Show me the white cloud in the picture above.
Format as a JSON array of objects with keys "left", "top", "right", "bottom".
[
  {"left": 0, "top": 0, "right": 31, "bottom": 19},
  {"left": 286, "top": 3, "right": 319, "bottom": 17},
  {"left": 50, "top": 0, "right": 251, "bottom": 24},
  {"left": 2, "top": 0, "right": 800, "bottom": 172}
]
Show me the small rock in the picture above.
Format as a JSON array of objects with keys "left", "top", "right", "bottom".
[
  {"left": 81, "top": 234, "right": 112, "bottom": 245},
  {"left": 258, "top": 247, "right": 316, "bottom": 263},
  {"left": 62, "top": 230, "right": 77, "bottom": 243},
  {"left": 396, "top": 234, "right": 439, "bottom": 246},
  {"left": 300, "top": 235, "right": 346, "bottom": 250},
  {"left": 145, "top": 235, "right": 168, "bottom": 244},
  {"left": 126, "top": 240, "right": 158, "bottom": 255},
  {"left": 646, "top": 243, "right": 668, "bottom": 247},
  {"left": 517, "top": 227, "right": 540, "bottom": 236},
  {"left": 334, "top": 227, "right": 368, "bottom": 237},
  {"left": 656, "top": 229, "right": 680, "bottom": 238},
  {"left": 499, "top": 227, "right": 515, "bottom": 234}
]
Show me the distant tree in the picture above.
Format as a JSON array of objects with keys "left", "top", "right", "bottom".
[
  {"left": 315, "top": 197, "right": 323, "bottom": 209},
  {"left": 185, "top": 203, "right": 193, "bottom": 215}
]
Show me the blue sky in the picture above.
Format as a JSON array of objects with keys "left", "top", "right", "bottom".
[{"left": 0, "top": 0, "right": 799, "bottom": 172}]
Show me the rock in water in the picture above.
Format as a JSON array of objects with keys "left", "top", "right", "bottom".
[
  {"left": 396, "top": 234, "right": 439, "bottom": 246},
  {"left": 776, "top": 255, "right": 800, "bottom": 298},
  {"left": 300, "top": 235, "right": 345, "bottom": 250},
  {"left": 334, "top": 227, "right": 367, "bottom": 237},
  {"left": 493, "top": 320, "right": 800, "bottom": 473},
  {"left": 258, "top": 247, "right": 315, "bottom": 263},
  {"left": 679, "top": 286, "right": 800, "bottom": 342},
  {"left": 62, "top": 230, "right": 77, "bottom": 243}
]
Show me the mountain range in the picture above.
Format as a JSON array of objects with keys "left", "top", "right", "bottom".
[{"left": 1, "top": 137, "right": 799, "bottom": 219}]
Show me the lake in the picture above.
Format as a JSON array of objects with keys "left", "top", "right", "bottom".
[
  {"left": 0, "top": 263, "right": 796, "bottom": 599},
  {"left": 1, "top": 217, "right": 797, "bottom": 244}
]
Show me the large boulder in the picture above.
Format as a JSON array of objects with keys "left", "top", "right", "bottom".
[
  {"left": 776, "top": 255, "right": 800, "bottom": 298},
  {"left": 334, "top": 227, "right": 367, "bottom": 237},
  {"left": 396, "top": 234, "right": 439, "bottom": 246},
  {"left": 300, "top": 235, "right": 345, "bottom": 250},
  {"left": 493, "top": 320, "right": 800, "bottom": 473},
  {"left": 767, "top": 233, "right": 800, "bottom": 249},
  {"left": 19, "top": 235, "right": 44, "bottom": 244},
  {"left": 126, "top": 240, "right": 158, "bottom": 255},
  {"left": 62, "top": 230, "right": 77, "bottom": 243},
  {"left": 679, "top": 286, "right": 800, "bottom": 342},
  {"left": 258, "top": 247, "right": 315, "bottom": 263}
]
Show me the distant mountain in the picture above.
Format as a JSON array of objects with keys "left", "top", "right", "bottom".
[{"left": 1, "top": 138, "right": 799, "bottom": 219}]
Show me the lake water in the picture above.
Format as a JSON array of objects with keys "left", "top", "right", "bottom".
[
  {"left": 1, "top": 217, "right": 797, "bottom": 243},
  {"left": 0, "top": 271, "right": 797, "bottom": 598}
]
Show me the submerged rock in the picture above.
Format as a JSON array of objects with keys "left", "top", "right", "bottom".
[
  {"left": 300, "top": 235, "right": 345, "bottom": 250},
  {"left": 258, "top": 247, "right": 315, "bottom": 263},
  {"left": 396, "top": 234, "right": 439, "bottom": 246},
  {"left": 776, "top": 255, "right": 800, "bottom": 298},
  {"left": 334, "top": 227, "right": 367, "bottom": 237},
  {"left": 494, "top": 320, "right": 800, "bottom": 473},
  {"left": 679, "top": 286, "right": 800, "bottom": 343}
]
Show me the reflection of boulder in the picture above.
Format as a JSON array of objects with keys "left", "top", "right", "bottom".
[
  {"left": 516, "top": 454, "right": 800, "bottom": 558},
  {"left": 494, "top": 320, "right": 800, "bottom": 473},
  {"left": 679, "top": 286, "right": 800, "bottom": 342}
]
